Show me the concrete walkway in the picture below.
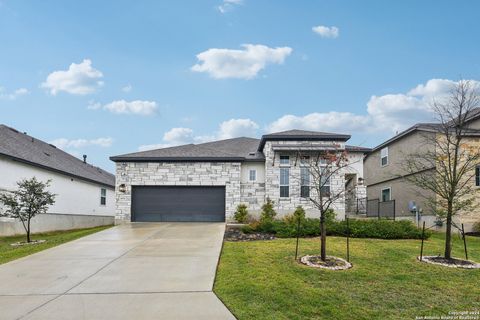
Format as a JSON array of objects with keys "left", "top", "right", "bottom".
[{"left": 0, "top": 223, "right": 235, "bottom": 320}]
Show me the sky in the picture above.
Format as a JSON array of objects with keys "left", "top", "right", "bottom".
[{"left": 1, "top": 0, "right": 480, "bottom": 173}]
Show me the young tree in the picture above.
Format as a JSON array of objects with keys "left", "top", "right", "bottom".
[
  {"left": 0, "top": 177, "right": 56, "bottom": 243},
  {"left": 298, "top": 149, "right": 352, "bottom": 261},
  {"left": 402, "top": 80, "right": 480, "bottom": 259}
]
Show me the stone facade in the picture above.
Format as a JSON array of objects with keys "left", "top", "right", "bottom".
[
  {"left": 263, "top": 140, "right": 346, "bottom": 219},
  {"left": 115, "top": 161, "right": 241, "bottom": 223},
  {"left": 114, "top": 139, "right": 366, "bottom": 223}
]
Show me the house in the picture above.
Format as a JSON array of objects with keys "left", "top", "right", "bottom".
[
  {"left": 364, "top": 110, "right": 480, "bottom": 231},
  {"left": 110, "top": 130, "right": 369, "bottom": 223},
  {"left": 0, "top": 125, "right": 115, "bottom": 236}
]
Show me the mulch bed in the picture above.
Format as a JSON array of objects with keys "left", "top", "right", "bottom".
[
  {"left": 10, "top": 239, "right": 46, "bottom": 247},
  {"left": 418, "top": 255, "right": 480, "bottom": 269},
  {"left": 224, "top": 225, "right": 275, "bottom": 242},
  {"left": 466, "top": 232, "right": 480, "bottom": 237},
  {"left": 300, "top": 255, "right": 352, "bottom": 270}
]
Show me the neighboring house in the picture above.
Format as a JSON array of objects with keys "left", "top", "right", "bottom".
[
  {"left": 364, "top": 110, "right": 480, "bottom": 231},
  {"left": 110, "top": 130, "right": 369, "bottom": 223},
  {"left": 0, "top": 125, "right": 115, "bottom": 236}
]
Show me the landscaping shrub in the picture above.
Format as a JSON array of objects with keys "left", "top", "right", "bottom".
[
  {"left": 234, "top": 204, "right": 249, "bottom": 223},
  {"left": 472, "top": 221, "right": 480, "bottom": 233},
  {"left": 283, "top": 206, "right": 306, "bottom": 225},
  {"left": 245, "top": 218, "right": 431, "bottom": 240},
  {"left": 260, "top": 197, "right": 277, "bottom": 223}
]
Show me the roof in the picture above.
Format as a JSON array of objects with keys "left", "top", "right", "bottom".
[
  {"left": 0, "top": 125, "right": 115, "bottom": 188},
  {"left": 257, "top": 129, "right": 351, "bottom": 151},
  {"left": 110, "top": 137, "right": 264, "bottom": 162},
  {"left": 345, "top": 145, "right": 372, "bottom": 153},
  {"left": 111, "top": 129, "right": 367, "bottom": 162},
  {"left": 368, "top": 107, "right": 480, "bottom": 155}
]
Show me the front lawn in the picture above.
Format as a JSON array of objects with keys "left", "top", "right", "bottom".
[
  {"left": 0, "top": 225, "right": 112, "bottom": 264},
  {"left": 214, "top": 233, "right": 480, "bottom": 320}
]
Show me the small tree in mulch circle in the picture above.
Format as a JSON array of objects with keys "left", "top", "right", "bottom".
[
  {"left": 234, "top": 204, "right": 249, "bottom": 223},
  {"left": 0, "top": 177, "right": 56, "bottom": 243}
]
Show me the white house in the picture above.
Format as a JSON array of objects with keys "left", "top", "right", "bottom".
[
  {"left": 111, "top": 130, "right": 370, "bottom": 223},
  {"left": 0, "top": 125, "right": 115, "bottom": 236}
]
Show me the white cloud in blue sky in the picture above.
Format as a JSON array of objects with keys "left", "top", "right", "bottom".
[
  {"left": 41, "top": 59, "right": 103, "bottom": 95},
  {"left": 102, "top": 100, "right": 157, "bottom": 115},
  {"left": 312, "top": 25, "right": 339, "bottom": 38},
  {"left": 191, "top": 44, "right": 292, "bottom": 79},
  {"left": 217, "top": 0, "right": 243, "bottom": 14},
  {"left": 0, "top": 87, "right": 29, "bottom": 100}
]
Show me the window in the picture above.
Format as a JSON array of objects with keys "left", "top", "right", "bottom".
[
  {"left": 249, "top": 169, "right": 257, "bottom": 182},
  {"left": 380, "top": 147, "right": 389, "bottom": 166},
  {"left": 300, "top": 167, "right": 310, "bottom": 198},
  {"left": 320, "top": 175, "right": 330, "bottom": 197},
  {"left": 100, "top": 188, "right": 107, "bottom": 205},
  {"left": 381, "top": 188, "right": 391, "bottom": 202},
  {"left": 280, "top": 155, "right": 290, "bottom": 166},
  {"left": 280, "top": 167, "right": 290, "bottom": 197},
  {"left": 476, "top": 166, "right": 480, "bottom": 187}
]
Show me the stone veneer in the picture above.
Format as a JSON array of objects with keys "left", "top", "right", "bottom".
[
  {"left": 115, "top": 161, "right": 241, "bottom": 223},
  {"left": 263, "top": 140, "right": 346, "bottom": 219},
  {"left": 115, "top": 140, "right": 362, "bottom": 223}
]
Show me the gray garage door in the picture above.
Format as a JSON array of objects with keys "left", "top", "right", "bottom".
[{"left": 131, "top": 186, "right": 226, "bottom": 222}]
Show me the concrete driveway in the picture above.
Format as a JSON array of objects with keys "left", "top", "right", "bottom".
[{"left": 0, "top": 223, "right": 235, "bottom": 320}]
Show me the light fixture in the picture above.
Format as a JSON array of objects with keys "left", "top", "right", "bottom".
[{"left": 118, "top": 184, "right": 127, "bottom": 193}]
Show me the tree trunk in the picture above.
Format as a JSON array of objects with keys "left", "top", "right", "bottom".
[
  {"left": 445, "top": 203, "right": 453, "bottom": 259},
  {"left": 27, "top": 217, "right": 31, "bottom": 243},
  {"left": 320, "top": 213, "right": 326, "bottom": 261}
]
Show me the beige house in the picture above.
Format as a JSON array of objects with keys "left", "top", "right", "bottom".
[{"left": 364, "top": 110, "right": 480, "bottom": 231}]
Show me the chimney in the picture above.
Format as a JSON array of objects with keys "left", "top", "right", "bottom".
[{"left": 83, "top": 155, "right": 87, "bottom": 164}]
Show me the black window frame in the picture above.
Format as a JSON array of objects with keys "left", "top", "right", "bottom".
[{"left": 100, "top": 188, "right": 107, "bottom": 206}]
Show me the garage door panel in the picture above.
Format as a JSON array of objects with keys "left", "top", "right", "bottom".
[{"left": 131, "top": 186, "right": 225, "bottom": 222}]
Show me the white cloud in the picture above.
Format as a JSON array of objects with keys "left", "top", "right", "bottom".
[
  {"left": 122, "top": 84, "right": 132, "bottom": 93},
  {"left": 191, "top": 44, "right": 292, "bottom": 79},
  {"left": 268, "top": 79, "right": 480, "bottom": 135},
  {"left": 102, "top": 100, "right": 157, "bottom": 115},
  {"left": 312, "top": 25, "right": 339, "bottom": 38},
  {"left": 41, "top": 59, "right": 103, "bottom": 95},
  {"left": 138, "top": 118, "right": 259, "bottom": 151},
  {"left": 217, "top": 118, "right": 259, "bottom": 139},
  {"left": 267, "top": 112, "right": 370, "bottom": 134},
  {"left": 0, "top": 87, "right": 29, "bottom": 100},
  {"left": 50, "top": 137, "right": 113, "bottom": 149},
  {"left": 87, "top": 100, "right": 102, "bottom": 110},
  {"left": 163, "top": 127, "right": 194, "bottom": 144},
  {"left": 217, "top": 0, "right": 243, "bottom": 13}
]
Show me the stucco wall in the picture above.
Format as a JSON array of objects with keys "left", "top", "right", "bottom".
[
  {"left": 114, "top": 161, "right": 242, "bottom": 222},
  {"left": 0, "top": 156, "right": 115, "bottom": 217},
  {"left": 364, "top": 131, "right": 435, "bottom": 186}
]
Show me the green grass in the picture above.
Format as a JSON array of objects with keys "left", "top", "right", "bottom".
[
  {"left": 0, "top": 225, "right": 112, "bottom": 264},
  {"left": 214, "top": 233, "right": 480, "bottom": 320}
]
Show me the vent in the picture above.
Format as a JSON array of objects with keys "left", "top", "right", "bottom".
[
  {"left": 43, "top": 152, "right": 50, "bottom": 157},
  {"left": 248, "top": 152, "right": 256, "bottom": 156},
  {"left": 49, "top": 144, "right": 57, "bottom": 148}
]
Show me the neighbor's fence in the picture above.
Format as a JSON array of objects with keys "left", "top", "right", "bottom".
[
  {"left": 345, "top": 197, "right": 368, "bottom": 216},
  {"left": 365, "top": 198, "right": 396, "bottom": 220}
]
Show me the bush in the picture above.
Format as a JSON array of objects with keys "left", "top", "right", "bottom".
[
  {"left": 234, "top": 204, "right": 249, "bottom": 223},
  {"left": 260, "top": 197, "right": 277, "bottom": 223},
  {"left": 283, "top": 206, "right": 306, "bottom": 225},
  {"left": 245, "top": 217, "right": 431, "bottom": 240},
  {"left": 472, "top": 221, "right": 480, "bottom": 233}
]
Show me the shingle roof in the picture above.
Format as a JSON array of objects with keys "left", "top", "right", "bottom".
[
  {"left": 345, "top": 145, "right": 372, "bottom": 153},
  {"left": 111, "top": 130, "right": 363, "bottom": 162},
  {"left": 0, "top": 125, "right": 115, "bottom": 187},
  {"left": 368, "top": 108, "right": 480, "bottom": 155},
  {"left": 110, "top": 137, "right": 264, "bottom": 162}
]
